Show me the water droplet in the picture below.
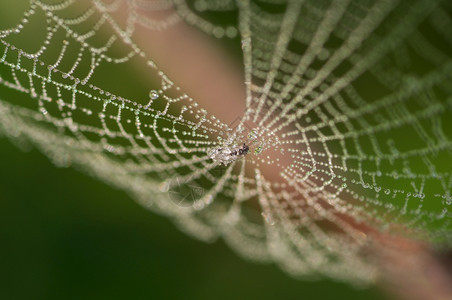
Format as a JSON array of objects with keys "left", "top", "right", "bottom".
[
  {"left": 318, "top": 48, "right": 330, "bottom": 60},
  {"left": 159, "top": 181, "right": 169, "bottom": 192},
  {"left": 261, "top": 212, "right": 275, "bottom": 226},
  {"left": 241, "top": 37, "right": 251, "bottom": 50},
  {"left": 248, "top": 129, "right": 258, "bottom": 140},
  {"left": 205, "top": 195, "right": 213, "bottom": 205},
  {"left": 254, "top": 145, "right": 264, "bottom": 155},
  {"left": 225, "top": 26, "right": 237, "bottom": 38},
  {"left": 193, "top": 200, "right": 205, "bottom": 210},
  {"left": 149, "top": 90, "right": 159, "bottom": 100}
]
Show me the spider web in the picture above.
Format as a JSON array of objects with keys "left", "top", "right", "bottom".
[{"left": 0, "top": 0, "right": 451, "bottom": 285}]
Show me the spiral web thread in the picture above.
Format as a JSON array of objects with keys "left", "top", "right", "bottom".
[{"left": 0, "top": 0, "right": 451, "bottom": 285}]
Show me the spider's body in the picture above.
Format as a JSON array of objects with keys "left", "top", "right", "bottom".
[
  {"left": 209, "top": 143, "right": 250, "bottom": 166},
  {"left": 230, "top": 144, "right": 249, "bottom": 156}
]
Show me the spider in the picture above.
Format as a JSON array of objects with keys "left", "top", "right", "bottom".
[
  {"left": 230, "top": 143, "right": 249, "bottom": 156},
  {"left": 209, "top": 143, "right": 249, "bottom": 166}
]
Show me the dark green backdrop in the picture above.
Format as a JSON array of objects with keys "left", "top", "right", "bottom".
[
  {"left": 0, "top": 137, "right": 385, "bottom": 300},
  {"left": 0, "top": 1, "right": 386, "bottom": 299}
]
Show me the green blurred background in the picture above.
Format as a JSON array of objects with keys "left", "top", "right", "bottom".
[
  {"left": 0, "top": 1, "right": 389, "bottom": 299},
  {"left": 0, "top": 136, "right": 385, "bottom": 299}
]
